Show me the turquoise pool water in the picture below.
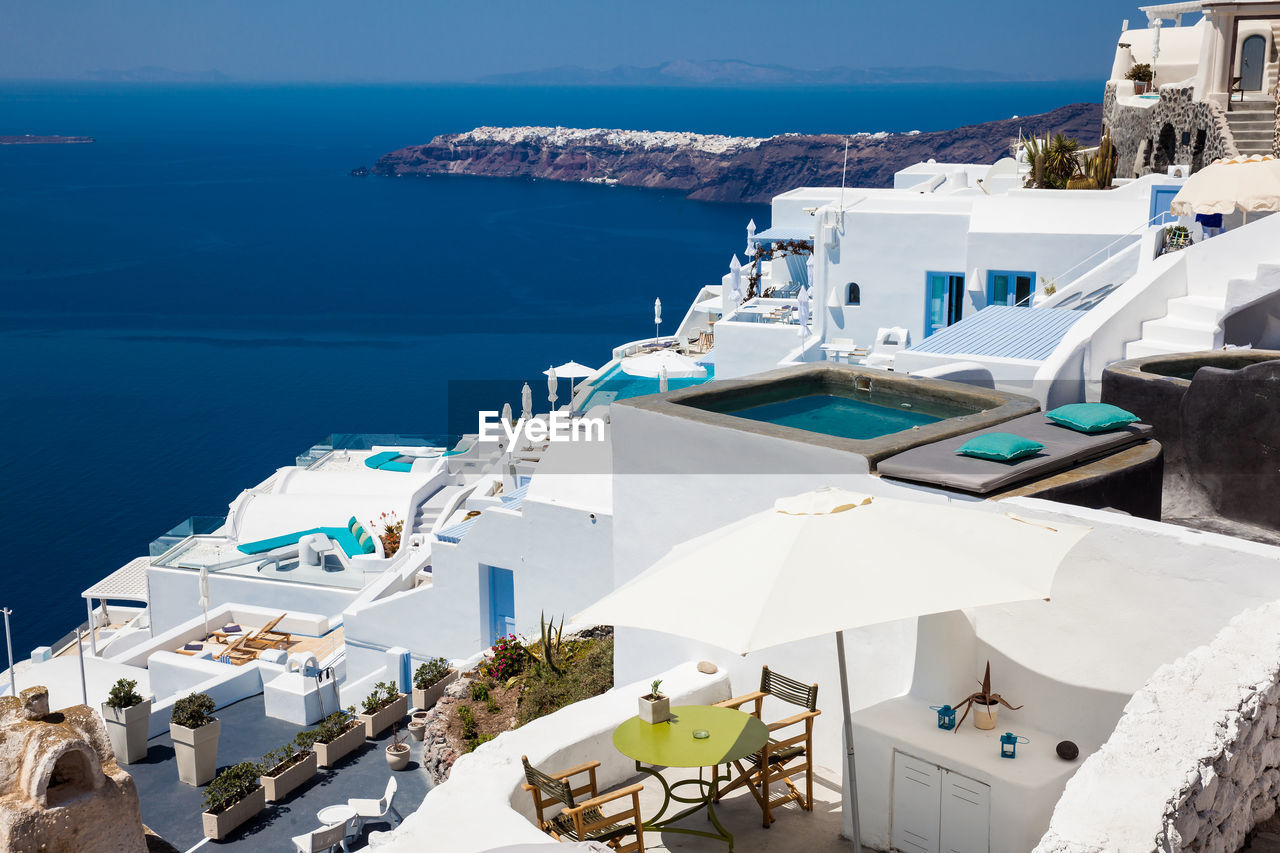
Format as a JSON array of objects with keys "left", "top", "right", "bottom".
[
  {"left": 580, "top": 361, "right": 714, "bottom": 409},
  {"left": 726, "top": 393, "right": 941, "bottom": 440}
]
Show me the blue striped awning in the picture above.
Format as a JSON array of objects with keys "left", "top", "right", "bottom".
[
  {"left": 905, "top": 306, "right": 1084, "bottom": 362},
  {"left": 435, "top": 516, "right": 478, "bottom": 544},
  {"left": 753, "top": 227, "right": 814, "bottom": 243},
  {"left": 499, "top": 483, "right": 530, "bottom": 509}
]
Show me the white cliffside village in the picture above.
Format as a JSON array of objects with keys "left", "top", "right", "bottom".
[{"left": 5, "top": 4, "right": 1280, "bottom": 852}]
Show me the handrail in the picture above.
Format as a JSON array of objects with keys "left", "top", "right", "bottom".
[{"left": 1014, "top": 210, "right": 1174, "bottom": 307}]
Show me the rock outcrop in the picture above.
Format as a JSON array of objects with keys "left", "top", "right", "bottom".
[{"left": 372, "top": 103, "right": 1101, "bottom": 203}]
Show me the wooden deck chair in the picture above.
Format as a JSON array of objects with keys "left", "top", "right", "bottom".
[
  {"left": 520, "top": 756, "right": 645, "bottom": 852},
  {"left": 217, "top": 634, "right": 259, "bottom": 666},
  {"left": 714, "top": 666, "right": 821, "bottom": 827},
  {"left": 242, "top": 614, "right": 292, "bottom": 651}
]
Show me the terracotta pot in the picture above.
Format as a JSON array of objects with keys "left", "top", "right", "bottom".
[
  {"left": 974, "top": 702, "right": 998, "bottom": 730},
  {"left": 358, "top": 693, "right": 409, "bottom": 739},
  {"left": 260, "top": 751, "right": 317, "bottom": 803},
  {"left": 202, "top": 785, "right": 266, "bottom": 841},
  {"left": 102, "top": 699, "right": 151, "bottom": 764},
  {"left": 412, "top": 669, "right": 458, "bottom": 711},
  {"left": 315, "top": 722, "right": 364, "bottom": 768},
  {"left": 407, "top": 720, "right": 426, "bottom": 741},
  {"left": 171, "top": 718, "right": 220, "bottom": 786},
  {"left": 638, "top": 694, "right": 670, "bottom": 724},
  {"left": 385, "top": 743, "right": 411, "bottom": 771}
]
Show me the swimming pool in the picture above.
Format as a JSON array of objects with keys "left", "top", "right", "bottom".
[
  {"left": 579, "top": 361, "right": 714, "bottom": 409},
  {"left": 726, "top": 393, "right": 942, "bottom": 440}
]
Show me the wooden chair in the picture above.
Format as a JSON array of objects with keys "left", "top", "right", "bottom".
[
  {"left": 520, "top": 756, "right": 645, "bottom": 852},
  {"left": 714, "top": 666, "right": 821, "bottom": 827}
]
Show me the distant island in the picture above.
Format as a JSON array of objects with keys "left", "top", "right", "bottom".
[
  {"left": 476, "top": 59, "right": 1034, "bottom": 87},
  {"left": 0, "top": 135, "right": 94, "bottom": 145},
  {"left": 368, "top": 102, "right": 1100, "bottom": 204}
]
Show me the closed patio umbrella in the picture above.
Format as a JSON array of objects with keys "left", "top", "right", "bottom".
[
  {"left": 521, "top": 383, "right": 533, "bottom": 421},
  {"left": 546, "top": 366, "right": 558, "bottom": 409},
  {"left": 1170, "top": 155, "right": 1280, "bottom": 218},
  {"left": 501, "top": 402, "right": 513, "bottom": 425},
  {"left": 798, "top": 284, "right": 812, "bottom": 338},
  {"left": 573, "top": 487, "right": 1090, "bottom": 852},
  {"left": 726, "top": 255, "right": 743, "bottom": 314},
  {"left": 658, "top": 364, "right": 669, "bottom": 393},
  {"left": 745, "top": 218, "right": 756, "bottom": 256}
]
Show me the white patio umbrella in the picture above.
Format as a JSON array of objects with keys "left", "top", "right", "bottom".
[
  {"left": 545, "top": 361, "right": 595, "bottom": 379},
  {"left": 573, "top": 487, "right": 1091, "bottom": 852},
  {"left": 546, "top": 366, "right": 559, "bottom": 409},
  {"left": 726, "top": 254, "right": 743, "bottom": 314},
  {"left": 620, "top": 349, "right": 707, "bottom": 379},
  {"left": 500, "top": 402, "right": 513, "bottom": 425},
  {"left": 520, "top": 383, "right": 533, "bottom": 421},
  {"left": 653, "top": 298, "right": 662, "bottom": 343},
  {"left": 797, "top": 284, "right": 812, "bottom": 339},
  {"left": 805, "top": 252, "right": 815, "bottom": 288},
  {"left": 658, "top": 364, "right": 669, "bottom": 393},
  {"left": 745, "top": 218, "right": 757, "bottom": 256},
  {"left": 198, "top": 566, "right": 211, "bottom": 639},
  {"left": 1170, "top": 155, "right": 1280, "bottom": 218}
]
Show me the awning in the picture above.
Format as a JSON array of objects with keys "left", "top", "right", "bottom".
[
  {"left": 752, "top": 227, "right": 814, "bottom": 243},
  {"left": 499, "top": 483, "right": 530, "bottom": 510},
  {"left": 82, "top": 556, "right": 151, "bottom": 603},
  {"left": 435, "top": 516, "right": 479, "bottom": 544}
]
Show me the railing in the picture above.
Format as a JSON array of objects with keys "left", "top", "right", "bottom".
[
  {"left": 297, "top": 433, "right": 463, "bottom": 467},
  {"left": 1014, "top": 210, "right": 1174, "bottom": 308},
  {"left": 149, "top": 516, "right": 227, "bottom": 560}
]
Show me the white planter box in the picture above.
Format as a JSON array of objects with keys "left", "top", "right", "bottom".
[
  {"left": 201, "top": 785, "right": 266, "bottom": 840},
  {"left": 102, "top": 699, "right": 151, "bottom": 764},
  {"left": 260, "top": 751, "right": 317, "bottom": 803},
  {"left": 638, "top": 694, "right": 670, "bottom": 724},
  {"left": 412, "top": 669, "right": 458, "bottom": 711},
  {"left": 171, "top": 719, "right": 220, "bottom": 786},
  {"left": 358, "top": 693, "right": 409, "bottom": 739},
  {"left": 315, "top": 722, "right": 365, "bottom": 768}
]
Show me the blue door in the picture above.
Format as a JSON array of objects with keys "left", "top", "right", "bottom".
[
  {"left": 1150, "top": 185, "right": 1180, "bottom": 225},
  {"left": 987, "top": 270, "right": 1035, "bottom": 307},
  {"left": 926, "top": 272, "right": 965, "bottom": 336},
  {"left": 487, "top": 565, "right": 515, "bottom": 643}
]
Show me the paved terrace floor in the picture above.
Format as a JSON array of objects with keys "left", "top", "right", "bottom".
[
  {"left": 631, "top": 764, "right": 851, "bottom": 852},
  {"left": 128, "top": 695, "right": 431, "bottom": 852}
]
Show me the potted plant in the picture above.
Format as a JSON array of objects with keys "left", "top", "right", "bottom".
[
  {"left": 385, "top": 724, "right": 411, "bottom": 770},
  {"left": 1163, "top": 224, "right": 1192, "bottom": 253},
  {"left": 638, "top": 679, "right": 669, "bottom": 724},
  {"left": 1126, "top": 62, "right": 1154, "bottom": 93},
  {"left": 259, "top": 733, "right": 318, "bottom": 803},
  {"left": 201, "top": 760, "right": 266, "bottom": 841},
  {"left": 170, "top": 692, "right": 220, "bottom": 786},
  {"left": 310, "top": 707, "right": 365, "bottom": 768},
  {"left": 952, "top": 661, "right": 1022, "bottom": 731},
  {"left": 407, "top": 717, "right": 427, "bottom": 741},
  {"left": 101, "top": 677, "right": 151, "bottom": 764},
  {"left": 412, "top": 656, "right": 458, "bottom": 711},
  {"left": 357, "top": 681, "right": 409, "bottom": 738}
]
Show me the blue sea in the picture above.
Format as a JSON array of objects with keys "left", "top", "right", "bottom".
[{"left": 0, "top": 80, "right": 1098, "bottom": 654}]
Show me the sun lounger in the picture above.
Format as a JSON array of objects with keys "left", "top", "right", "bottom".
[{"left": 876, "top": 412, "right": 1154, "bottom": 495}]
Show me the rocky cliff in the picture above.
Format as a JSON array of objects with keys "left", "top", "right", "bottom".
[{"left": 372, "top": 103, "right": 1101, "bottom": 203}]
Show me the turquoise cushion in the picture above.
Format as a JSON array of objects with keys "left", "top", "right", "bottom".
[
  {"left": 956, "top": 433, "right": 1044, "bottom": 462},
  {"left": 1046, "top": 403, "right": 1139, "bottom": 434},
  {"left": 364, "top": 451, "right": 398, "bottom": 470},
  {"left": 382, "top": 460, "right": 413, "bottom": 472},
  {"left": 237, "top": 528, "right": 321, "bottom": 555}
]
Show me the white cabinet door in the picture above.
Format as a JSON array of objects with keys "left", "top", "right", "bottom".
[
  {"left": 892, "top": 752, "right": 941, "bottom": 853},
  {"left": 939, "top": 769, "right": 991, "bottom": 853}
]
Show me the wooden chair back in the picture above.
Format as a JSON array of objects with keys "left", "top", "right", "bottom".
[{"left": 760, "top": 666, "right": 818, "bottom": 712}]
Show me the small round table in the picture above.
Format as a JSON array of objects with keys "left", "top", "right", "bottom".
[
  {"left": 316, "top": 804, "right": 358, "bottom": 839},
  {"left": 613, "top": 705, "right": 768, "bottom": 851}
]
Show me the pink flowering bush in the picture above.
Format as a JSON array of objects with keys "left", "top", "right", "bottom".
[{"left": 479, "top": 634, "right": 529, "bottom": 682}]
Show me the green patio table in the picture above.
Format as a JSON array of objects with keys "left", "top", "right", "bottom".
[{"left": 613, "top": 704, "right": 769, "bottom": 851}]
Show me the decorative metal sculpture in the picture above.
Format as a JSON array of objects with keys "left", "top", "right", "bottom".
[{"left": 951, "top": 661, "right": 1022, "bottom": 732}]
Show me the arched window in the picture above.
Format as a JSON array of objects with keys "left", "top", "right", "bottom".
[{"left": 846, "top": 283, "right": 861, "bottom": 305}]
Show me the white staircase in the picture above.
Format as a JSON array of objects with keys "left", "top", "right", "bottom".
[
  {"left": 1125, "top": 294, "right": 1228, "bottom": 359},
  {"left": 1226, "top": 100, "right": 1276, "bottom": 157}
]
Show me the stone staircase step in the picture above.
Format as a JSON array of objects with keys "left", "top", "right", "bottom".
[{"left": 1167, "top": 294, "right": 1227, "bottom": 321}]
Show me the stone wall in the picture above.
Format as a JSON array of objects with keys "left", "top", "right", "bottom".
[
  {"left": 1103, "top": 82, "right": 1237, "bottom": 178},
  {"left": 1274, "top": 86, "right": 1279, "bottom": 156},
  {"left": 1033, "top": 600, "right": 1280, "bottom": 853}
]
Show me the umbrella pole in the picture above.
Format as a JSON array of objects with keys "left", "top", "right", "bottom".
[{"left": 836, "top": 630, "right": 863, "bottom": 852}]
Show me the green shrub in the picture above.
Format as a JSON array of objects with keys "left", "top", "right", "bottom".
[
  {"left": 202, "top": 760, "right": 263, "bottom": 813},
  {"left": 518, "top": 637, "right": 614, "bottom": 726},
  {"left": 1126, "top": 62, "right": 1153, "bottom": 83},
  {"left": 360, "top": 681, "right": 401, "bottom": 715},
  {"left": 479, "top": 634, "right": 528, "bottom": 682},
  {"left": 262, "top": 731, "right": 315, "bottom": 775},
  {"left": 308, "top": 708, "right": 357, "bottom": 745},
  {"left": 465, "top": 732, "right": 494, "bottom": 753},
  {"left": 458, "top": 704, "right": 477, "bottom": 740},
  {"left": 171, "top": 693, "right": 216, "bottom": 729},
  {"left": 106, "top": 678, "right": 145, "bottom": 710},
  {"left": 485, "top": 696, "right": 500, "bottom": 714},
  {"left": 413, "top": 657, "right": 452, "bottom": 690},
  {"left": 470, "top": 681, "right": 490, "bottom": 702}
]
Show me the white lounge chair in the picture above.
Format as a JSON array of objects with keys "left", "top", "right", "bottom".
[
  {"left": 292, "top": 823, "right": 349, "bottom": 853},
  {"left": 863, "top": 326, "right": 910, "bottom": 369},
  {"left": 349, "top": 776, "right": 402, "bottom": 832}
]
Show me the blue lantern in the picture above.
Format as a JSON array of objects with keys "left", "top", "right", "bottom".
[
  {"left": 934, "top": 704, "right": 956, "bottom": 730},
  {"left": 1000, "top": 732, "right": 1028, "bottom": 758}
]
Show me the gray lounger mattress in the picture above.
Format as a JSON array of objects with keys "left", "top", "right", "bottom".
[{"left": 876, "top": 413, "right": 1153, "bottom": 495}]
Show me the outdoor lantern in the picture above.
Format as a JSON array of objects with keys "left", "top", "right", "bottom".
[
  {"left": 934, "top": 704, "right": 956, "bottom": 730},
  {"left": 1000, "top": 732, "right": 1026, "bottom": 759}
]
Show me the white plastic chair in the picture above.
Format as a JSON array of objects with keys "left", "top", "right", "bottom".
[
  {"left": 291, "top": 822, "right": 348, "bottom": 853},
  {"left": 349, "top": 776, "right": 402, "bottom": 832},
  {"left": 863, "top": 326, "right": 910, "bottom": 368}
]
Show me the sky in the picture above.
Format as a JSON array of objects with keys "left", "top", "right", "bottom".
[{"left": 0, "top": 0, "right": 1145, "bottom": 82}]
